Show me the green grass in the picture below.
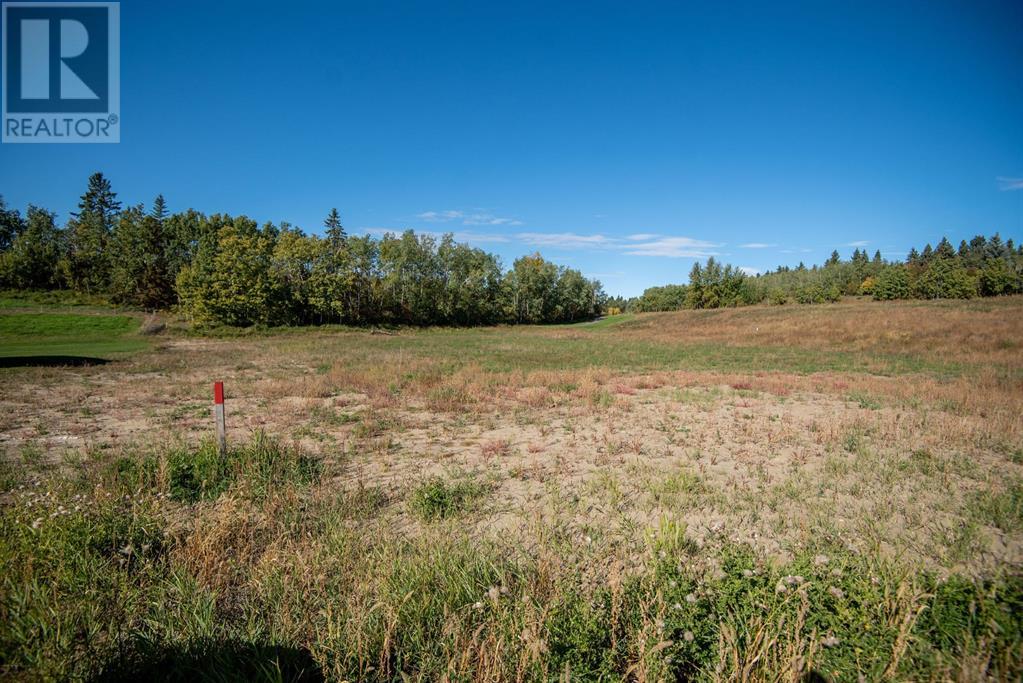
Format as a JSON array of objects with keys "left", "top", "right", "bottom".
[
  {"left": 409, "top": 474, "right": 488, "bottom": 520},
  {"left": 108, "top": 432, "right": 323, "bottom": 504},
  {"left": 0, "top": 312, "right": 149, "bottom": 358},
  {"left": 1, "top": 430, "right": 1021, "bottom": 680},
  {"left": 0, "top": 288, "right": 116, "bottom": 310},
  {"left": 310, "top": 325, "right": 971, "bottom": 380},
  {"left": 3, "top": 459, "right": 1021, "bottom": 681}
]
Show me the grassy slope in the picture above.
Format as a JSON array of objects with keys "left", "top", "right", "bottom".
[
  {"left": 0, "top": 312, "right": 148, "bottom": 357},
  {"left": 202, "top": 296, "right": 1023, "bottom": 381}
]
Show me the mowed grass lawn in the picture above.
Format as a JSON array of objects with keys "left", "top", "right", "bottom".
[{"left": 0, "top": 312, "right": 148, "bottom": 359}]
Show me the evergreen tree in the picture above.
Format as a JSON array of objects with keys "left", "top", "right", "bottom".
[
  {"left": 111, "top": 202, "right": 175, "bottom": 308},
  {"left": 826, "top": 250, "right": 841, "bottom": 266},
  {"left": 935, "top": 237, "right": 955, "bottom": 260},
  {"left": 872, "top": 265, "right": 910, "bottom": 300},
  {"left": 65, "top": 172, "right": 121, "bottom": 293},
  {"left": 150, "top": 194, "right": 168, "bottom": 222},
  {"left": 324, "top": 208, "right": 346, "bottom": 248},
  {"left": 986, "top": 233, "right": 1008, "bottom": 261}
]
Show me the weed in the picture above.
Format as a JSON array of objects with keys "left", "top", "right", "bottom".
[{"left": 409, "top": 475, "right": 488, "bottom": 520}]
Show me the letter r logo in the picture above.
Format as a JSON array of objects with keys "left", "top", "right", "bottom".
[
  {"left": 20, "top": 18, "right": 99, "bottom": 100},
  {"left": 3, "top": 3, "right": 113, "bottom": 113}
]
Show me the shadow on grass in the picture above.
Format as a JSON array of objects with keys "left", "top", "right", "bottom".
[
  {"left": 92, "top": 640, "right": 323, "bottom": 682},
  {"left": 0, "top": 355, "right": 111, "bottom": 368}
]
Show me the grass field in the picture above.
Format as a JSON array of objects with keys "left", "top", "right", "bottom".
[
  {"left": 1, "top": 297, "right": 1021, "bottom": 681},
  {"left": 0, "top": 293, "right": 150, "bottom": 361}
]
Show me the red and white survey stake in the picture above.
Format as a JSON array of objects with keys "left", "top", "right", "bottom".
[{"left": 213, "top": 381, "right": 227, "bottom": 456}]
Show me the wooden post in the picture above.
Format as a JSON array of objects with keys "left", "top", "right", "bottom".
[{"left": 213, "top": 381, "right": 226, "bottom": 456}]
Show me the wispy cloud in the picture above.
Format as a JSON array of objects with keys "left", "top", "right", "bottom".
[
  {"left": 417, "top": 210, "right": 464, "bottom": 222},
  {"left": 362, "top": 227, "right": 510, "bottom": 244},
  {"left": 516, "top": 232, "right": 721, "bottom": 258},
  {"left": 997, "top": 177, "right": 1023, "bottom": 191},
  {"left": 845, "top": 240, "right": 869, "bottom": 247},
  {"left": 622, "top": 236, "right": 721, "bottom": 258},
  {"left": 417, "top": 209, "right": 523, "bottom": 226},
  {"left": 739, "top": 242, "right": 776, "bottom": 249},
  {"left": 516, "top": 232, "right": 620, "bottom": 249},
  {"left": 375, "top": 223, "right": 724, "bottom": 259}
]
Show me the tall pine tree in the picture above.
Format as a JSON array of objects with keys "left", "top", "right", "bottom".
[
  {"left": 324, "top": 208, "right": 346, "bottom": 248},
  {"left": 66, "top": 172, "right": 121, "bottom": 293}
]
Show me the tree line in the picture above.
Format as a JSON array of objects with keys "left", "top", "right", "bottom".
[
  {"left": 0, "top": 173, "right": 606, "bottom": 326},
  {"left": 631, "top": 237, "right": 1023, "bottom": 312}
]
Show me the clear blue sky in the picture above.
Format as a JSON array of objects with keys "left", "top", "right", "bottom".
[{"left": 2, "top": 0, "right": 1022, "bottom": 296}]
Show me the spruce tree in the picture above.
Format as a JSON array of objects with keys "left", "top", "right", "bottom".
[
  {"left": 150, "top": 194, "right": 168, "bottom": 222},
  {"left": 324, "top": 208, "right": 346, "bottom": 248},
  {"left": 66, "top": 172, "right": 121, "bottom": 293},
  {"left": 935, "top": 237, "right": 955, "bottom": 260}
]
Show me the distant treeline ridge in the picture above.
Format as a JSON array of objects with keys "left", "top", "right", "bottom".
[{"left": 617, "top": 237, "right": 1023, "bottom": 312}]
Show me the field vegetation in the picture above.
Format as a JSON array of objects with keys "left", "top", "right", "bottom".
[{"left": 1, "top": 295, "right": 1021, "bottom": 680}]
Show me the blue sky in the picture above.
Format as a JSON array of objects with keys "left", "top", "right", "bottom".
[{"left": 1, "top": 0, "right": 1022, "bottom": 296}]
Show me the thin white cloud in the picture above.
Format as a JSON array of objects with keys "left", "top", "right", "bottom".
[
  {"left": 362, "top": 227, "right": 510, "bottom": 244},
  {"left": 417, "top": 210, "right": 463, "bottom": 222},
  {"left": 739, "top": 242, "right": 776, "bottom": 249},
  {"left": 623, "top": 236, "right": 721, "bottom": 258},
  {"left": 375, "top": 224, "right": 725, "bottom": 259},
  {"left": 417, "top": 209, "right": 523, "bottom": 226},
  {"left": 516, "top": 232, "right": 620, "bottom": 249},
  {"left": 997, "top": 177, "right": 1023, "bottom": 191},
  {"left": 845, "top": 240, "right": 869, "bottom": 247}
]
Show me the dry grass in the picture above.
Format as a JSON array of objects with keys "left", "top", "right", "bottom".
[{"left": 2, "top": 297, "right": 1022, "bottom": 679}]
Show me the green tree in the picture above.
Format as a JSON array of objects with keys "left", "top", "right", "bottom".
[
  {"left": 110, "top": 201, "right": 175, "bottom": 308},
  {"left": 979, "top": 258, "right": 1020, "bottom": 296},
  {"left": 436, "top": 235, "right": 503, "bottom": 325},
  {"left": 912, "top": 259, "right": 977, "bottom": 299},
  {"left": 504, "top": 253, "right": 560, "bottom": 323},
  {"left": 176, "top": 217, "right": 291, "bottom": 326},
  {"left": 324, "top": 208, "right": 346, "bottom": 248},
  {"left": 872, "top": 265, "right": 910, "bottom": 300},
  {"left": 65, "top": 172, "right": 121, "bottom": 293},
  {"left": 0, "top": 206, "right": 63, "bottom": 289},
  {"left": 0, "top": 195, "right": 26, "bottom": 251}
]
